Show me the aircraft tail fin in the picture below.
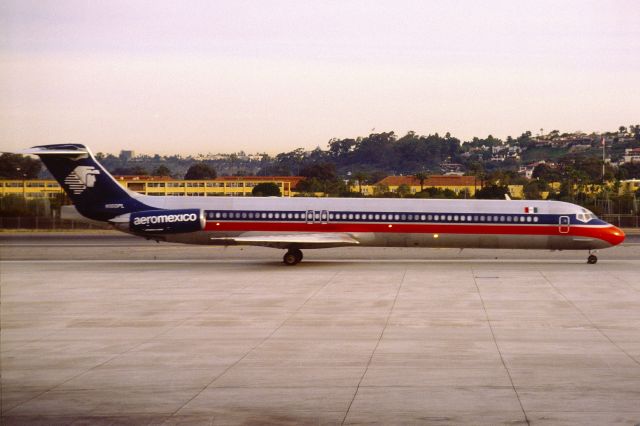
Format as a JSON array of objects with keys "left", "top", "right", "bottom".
[{"left": 17, "top": 144, "right": 150, "bottom": 221}]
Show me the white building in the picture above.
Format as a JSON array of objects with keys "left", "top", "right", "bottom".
[{"left": 622, "top": 148, "right": 640, "bottom": 164}]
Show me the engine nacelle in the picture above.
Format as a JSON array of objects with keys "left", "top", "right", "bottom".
[{"left": 129, "top": 209, "right": 205, "bottom": 234}]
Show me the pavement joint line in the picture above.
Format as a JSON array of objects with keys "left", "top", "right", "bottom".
[
  {"left": 609, "top": 271, "right": 640, "bottom": 295},
  {"left": 165, "top": 271, "right": 341, "bottom": 421},
  {"left": 0, "top": 327, "right": 66, "bottom": 355},
  {"left": 539, "top": 270, "right": 640, "bottom": 367},
  {"left": 2, "top": 277, "right": 259, "bottom": 416},
  {"left": 471, "top": 269, "right": 531, "bottom": 426},
  {"left": 2, "top": 259, "right": 638, "bottom": 264},
  {"left": 340, "top": 269, "right": 406, "bottom": 426}
]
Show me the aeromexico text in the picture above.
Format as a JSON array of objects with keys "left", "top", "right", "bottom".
[
  {"left": 129, "top": 209, "right": 203, "bottom": 234},
  {"left": 133, "top": 212, "right": 198, "bottom": 226}
]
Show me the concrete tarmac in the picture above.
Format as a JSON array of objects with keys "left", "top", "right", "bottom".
[{"left": 1, "top": 232, "right": 640, "bottom": 425}]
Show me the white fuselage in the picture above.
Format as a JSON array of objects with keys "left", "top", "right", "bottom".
[{"left": 122, "top": 195, "right": 624, "bottom": 251}]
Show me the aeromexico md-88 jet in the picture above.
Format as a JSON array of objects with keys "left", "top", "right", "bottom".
[{"left": 19, "top": 144, "right": 625, "bottom": 265}]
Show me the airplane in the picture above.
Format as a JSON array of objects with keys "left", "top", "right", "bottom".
[{"left": 17, "top": 144, "right": 625, "bottom": 265}]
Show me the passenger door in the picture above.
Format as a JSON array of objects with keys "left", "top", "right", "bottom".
[{"left": 559, "top": 216, "right": 570, "bottom": 234}]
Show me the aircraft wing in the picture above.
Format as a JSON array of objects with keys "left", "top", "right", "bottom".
[{"left": 210, "top": 232, "right": 360, "bottom": 249}]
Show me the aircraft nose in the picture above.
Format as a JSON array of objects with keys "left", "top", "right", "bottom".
[{"left": 606, "top": 225, "right": 625, "bottom": 246}]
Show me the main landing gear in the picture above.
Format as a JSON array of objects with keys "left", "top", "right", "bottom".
[
  {"left": 587, "top": 251, "right": 598, "bottom": 264},
  {"left": 283, "top": 248, "right": 303, "bottom": 266}
]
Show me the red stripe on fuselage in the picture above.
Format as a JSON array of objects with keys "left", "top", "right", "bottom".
[{"left": 204, "top": 221, "right": 622, "bottom": 245}]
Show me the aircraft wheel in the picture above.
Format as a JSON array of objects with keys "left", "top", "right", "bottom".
[
  {"left": 587, "top": 254, "right": 598, "bottom": 264},
  {"left": 283, "top": 249, "right": 303, "bottom": 266}
]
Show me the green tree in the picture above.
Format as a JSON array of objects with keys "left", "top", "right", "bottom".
[
  {"left": 373, "top": 184, "right": 390, "bottom": 196},
  {"left": 300, "top": 162, "right": 337, "bottom": 181},
  {"left": 112, "top": 165, "right": 148, "bottom": 175},
  {"left": 523, "top": 180, "right": 548, "bottom": 200},
  {"left": 152, "top": 165, "right": 172, "bottom": 176},
  {"left": 184, "top": 162, "right": 217, "bottom": 179},
  {"left": 414, "top": 172, "right": 429, "bottom": 191},
  {"left": 252, "top": 182, "right": 281, "bottom": 197},
  {"left": 532, "top": 163, "right": 561, "bottom": 182},
  {"left": 353, "top": 171, "right": 369, "bottom": 194},
  {"left": 475, "top": 184, "right": 509, "bottom": 199},
  {"left": 396, "top": 184, "right": 411, "bottom": 197},
  {"left": 0, "top": 154, "right": 41, "bottom": 178}
]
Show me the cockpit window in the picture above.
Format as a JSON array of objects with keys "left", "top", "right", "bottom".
[{"left": 576, "top": 209, "right": 596, "bottom": 223}]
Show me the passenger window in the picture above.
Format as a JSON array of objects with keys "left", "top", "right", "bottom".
[
  {"left": 493, "top": 215, "right": 499, "bottom": 222},
  {"left": 499, "top": 216, "right": 504, "bottom": 222},
  {"left": 401, "top": 214, "right": 406, "bottom": 221},
  {"left": 447, "top": 215, "right": 452, "bottom": 221},
  {"left": 222, "top": 212, "right": 227, "bottom": 218},
  {"left": 355, "top": 214, "right": 360, "bottom": 220},
  {"left": 348, "top": 214, "right": 354, "bottom": 220},
  {"left": 533, "top": 217, "right": 539, "bottom": 223},
  {"left": 520, "top": 216, "right": 525, "bottom": 222},
  {"left": 394, "top": 214, "right": 400, "bottom": 220},
  {"left": 507, "top": 216, "right": 512, "bottom": 222},
  {"left": 268, "top": 213, "right": 273, "bottom": 219},
  {"left": 274, "top": 213, "right": 280, "bottom": 219},
  {"left": 526, "top": 217, "right": 532, "bottom": 222},
  {"left": 421, "top": 215, "right": 426, "bottom": 221},
  {"left": 454, "top": 215, "right": 459, "bottom": 221},
  {"left": 287, "top": 213, "right": 293, "bottom": 219},
  {"left": 381, "top": 214, "right": 387, "bottom": 220},
  {"left": 480, "top": 216, "right": 485, "bottom": 221},
  {"left": 329, "top": 213, "right": 334, "bottom": 220},
  {"left": 375, "top": 214, "right": 380, "bottom": 220},
  {"left": 261, "top": 213, "right": 267, "bottom": 219},
  {"left": 294, "top": 213, "right": 299, "bottom": 219},
  {"left": 248, "top": 212, "right": 254, "bottom": 219},
  {"left": 215, "top": 212, "right": 220, "bottom": 218},
  {"left": 427, "top": 215, "right": 432, "bottom": 220},
  {"left": 434, "top": 215, "right": 439, "bottom": 221},
  {"left": 473, "top": 215, "right": 478, "bottom": 221},
  {"left": 467, "top": 215, "right": 472, "bottom": 221},
  {"left": 242, "top": 212, "right": 247, "bottom": 219}
]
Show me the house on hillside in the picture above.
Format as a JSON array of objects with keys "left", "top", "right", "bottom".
[{"left": 370, "top": 175, "right": 482, "bottom": 196}]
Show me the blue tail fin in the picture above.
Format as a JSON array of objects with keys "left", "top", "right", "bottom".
[{"left": 20, "top": 144, "right": 151, "bottom": 221}]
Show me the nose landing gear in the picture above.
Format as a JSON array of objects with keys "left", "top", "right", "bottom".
[
  {"left": 587, "top": 251, "right": 598, "bottom": 264},
  {"left": 283, "top": 248, "right": 303, "bottom": 266}
]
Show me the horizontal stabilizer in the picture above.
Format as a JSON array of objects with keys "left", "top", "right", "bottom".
[
  {"left": 15, "top": 147, "right": 89, "bottom": 156},
  {"left": 210, "top": 233, "right": 360, "bottom": 249}
]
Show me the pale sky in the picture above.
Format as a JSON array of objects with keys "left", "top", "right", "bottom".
[{"left": 1, "top": 0, "right": 639, "bottom": 155}]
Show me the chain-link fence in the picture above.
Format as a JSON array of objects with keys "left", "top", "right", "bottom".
[
  {"left": 600, "top": 214, "right": 640, "bottom": 228},
  {"left": 0, "top": 216, "right": 111, "bottom": 230}
]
